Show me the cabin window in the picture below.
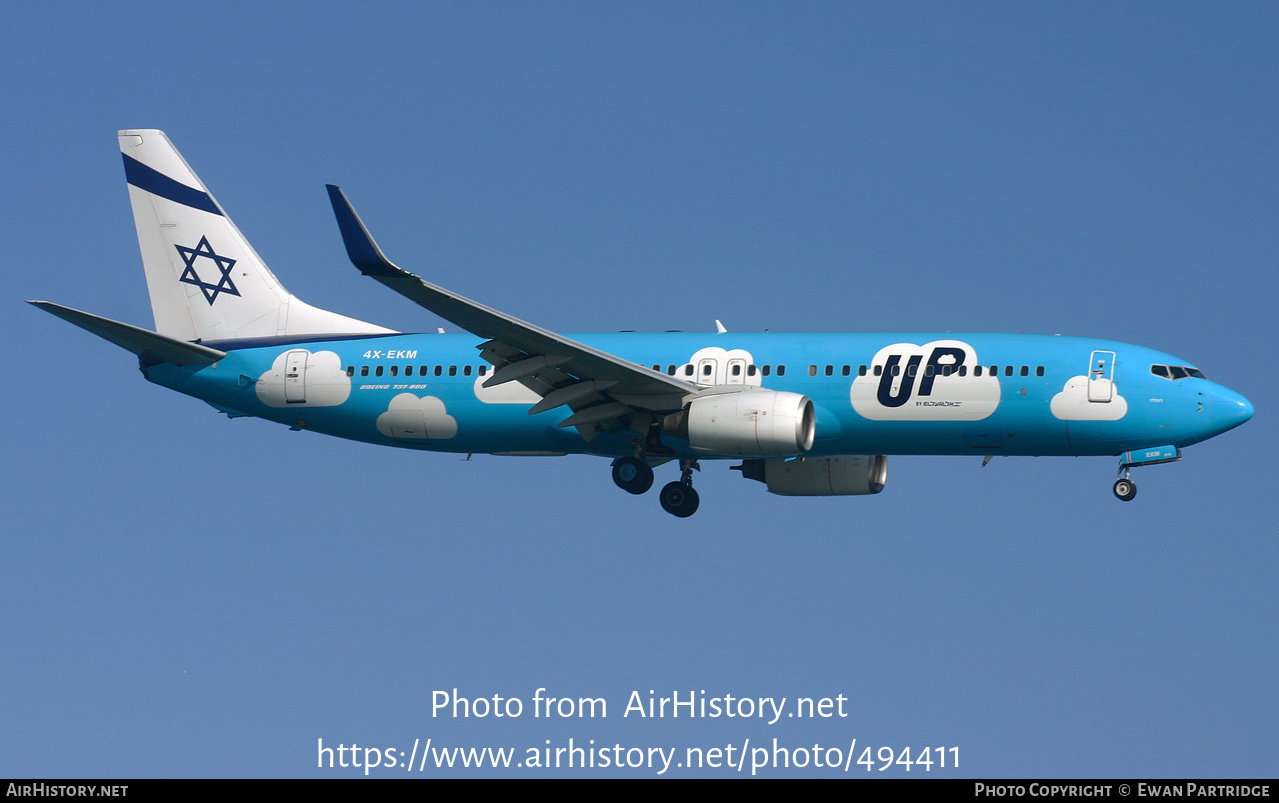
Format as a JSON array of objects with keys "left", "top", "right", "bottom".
[
  {"left": 761, "top": 365, "right": 771, "bottom": 376},
  {"left": 731, "top": 364, "right": 742, "bottom": 376},
  {"left": 747, "top": 365, "right": 757, "bottom": 377},
  {"left": 1004, "top": 366, "right": 1013, "bottom": 377},
  {"left": 959, "top": 366, "right": 967, "bottom": 376},
  {"left": 825, "top": 365, "right": 834, "bottom": 377},
  {"left": 841, "top": 365, "right": 850, "bottom": 376},
  {"left": 375, "top": 366, "right": 384, "bottom": 377},
  {"left": 463, "top": 365, "right": 473, "bottom": 377},
  {"left": 808, "top": 365, "right": 817, "bottom": 376},
  {"left": 448, "top": 366, "right": 457, "bottom": 376},
  {"left": 1020, "top": 365, "right": 1029, "bottom": 377},
  {"left": 404, "top": 366, "right": 413, "bottom": 376},
  {"left": 684, "top": 365, "right": 694, "bottom": 377},
  {"left": 702, "top": 364, "right": 713, "bottom": 376},
  {"left": 390, "top": 365, "right": 398, "bottom": 377},
  {"left": 434, "top": 366, "right": 443, "bottom": 376},
  {"left": 346, "top": 366, "right": 354, "bottom": 377},
  {"left": 478, "top": 365, "right": 487, "bottom": 376},
  {"left": 1036, "top": 366, "right": 1044, "bottom": 377},
  {"left": 858, "top": 365, "right": 867, "bottom": 377},
  {"left": 667, "top": 365, "right": 676, "bottom": 375},
  {"left": 874, "top": 365, "right": 882, "bottom": 377},
  {"left": 777, "top": 365, "right": 786, "bottom": 376},
  {"left": 360, "top": 366, "right": 369, "bottom": 377}
]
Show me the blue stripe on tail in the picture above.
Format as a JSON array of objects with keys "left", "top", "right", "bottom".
[{"left": 122, "top": 153, "right": 222, "bottom": 215}]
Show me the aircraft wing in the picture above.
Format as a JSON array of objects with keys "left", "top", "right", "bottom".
[{"left": 327, "top": 186, "right": 696, "bottom": 437}]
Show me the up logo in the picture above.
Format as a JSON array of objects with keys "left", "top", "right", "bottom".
[{"left": 850, "top": 340, "right": 1001, "bottom": 421}]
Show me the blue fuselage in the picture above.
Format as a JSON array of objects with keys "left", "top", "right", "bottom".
[{"left": 144, "top": 331, "right": 1252, "bottom": 461}]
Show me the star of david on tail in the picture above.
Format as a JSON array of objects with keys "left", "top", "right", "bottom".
[{"left": 176, "top": 235, "right": 239, "bottom": 305}]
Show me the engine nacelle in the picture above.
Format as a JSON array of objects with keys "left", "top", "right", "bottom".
[
  {"left": 734, "top": 455, "right": 888, "bottom": 496},
  {"left": 664, "top": 390, "right": 816, "bottom": 457}
]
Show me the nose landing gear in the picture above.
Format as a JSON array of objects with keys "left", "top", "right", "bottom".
[
  {"left": 1113, "top": 474, "right": 1137, "bottom": 502},
  {"left": 1112, "top": 446, "right": 1180, "bottom": 501}
]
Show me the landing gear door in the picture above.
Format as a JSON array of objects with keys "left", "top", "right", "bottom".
[
  {"left": 1088, "top": 350, "right": 1115, "bottom": 403},
  {"left": 387, "top": 410, "right": 428, "bottom": 441},
  {"left": 284, "top": 350, "right": 308, "bottom": 403}
]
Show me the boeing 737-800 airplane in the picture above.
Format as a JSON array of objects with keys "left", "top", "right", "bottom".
[{"left": 30, "top": 130, "right": 1253, "bottom": 517}]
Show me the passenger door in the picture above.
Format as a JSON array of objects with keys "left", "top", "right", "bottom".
[{"left": 1088, "top": 350, "right": 1115, "bottom": 403}]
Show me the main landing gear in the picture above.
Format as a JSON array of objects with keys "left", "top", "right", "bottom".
[
  {"left": 659, "top": 460, "right": 701, "bottom": 518},
  {"left": 612, "top": 456, "right": 654, "bottom": 495},
  {"left": 611, "top": 455, "right": 700, "bottom": 517}
]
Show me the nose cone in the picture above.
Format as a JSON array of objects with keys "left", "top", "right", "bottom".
[{"left": 1211, "top": 386, "right": 1254, "bottom": 435}]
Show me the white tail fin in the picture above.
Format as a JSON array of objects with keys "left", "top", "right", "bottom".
[{"left": 119, "top": 129, "right": 394, "bottom": 342}]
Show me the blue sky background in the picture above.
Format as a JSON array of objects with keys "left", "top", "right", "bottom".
[{"left": 2, "top": 2, "right": 1275, "bottom": 778}]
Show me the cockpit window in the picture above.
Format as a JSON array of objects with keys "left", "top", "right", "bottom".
[{"left": 1151, "top": 364, "right": 1207, "bottom": 381}]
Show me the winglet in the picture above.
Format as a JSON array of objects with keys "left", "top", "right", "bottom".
[{"left": 326, "top": 185, "right": 403, "bottom": 278}]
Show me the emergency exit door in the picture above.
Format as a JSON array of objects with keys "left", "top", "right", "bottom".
[{"left": 284, "top": 350, "right": 308, "bottom": 403}]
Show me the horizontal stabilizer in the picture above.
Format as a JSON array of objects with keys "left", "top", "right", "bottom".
[{"left": 29, "top": 301, "right": 226, "bottom": 365}]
